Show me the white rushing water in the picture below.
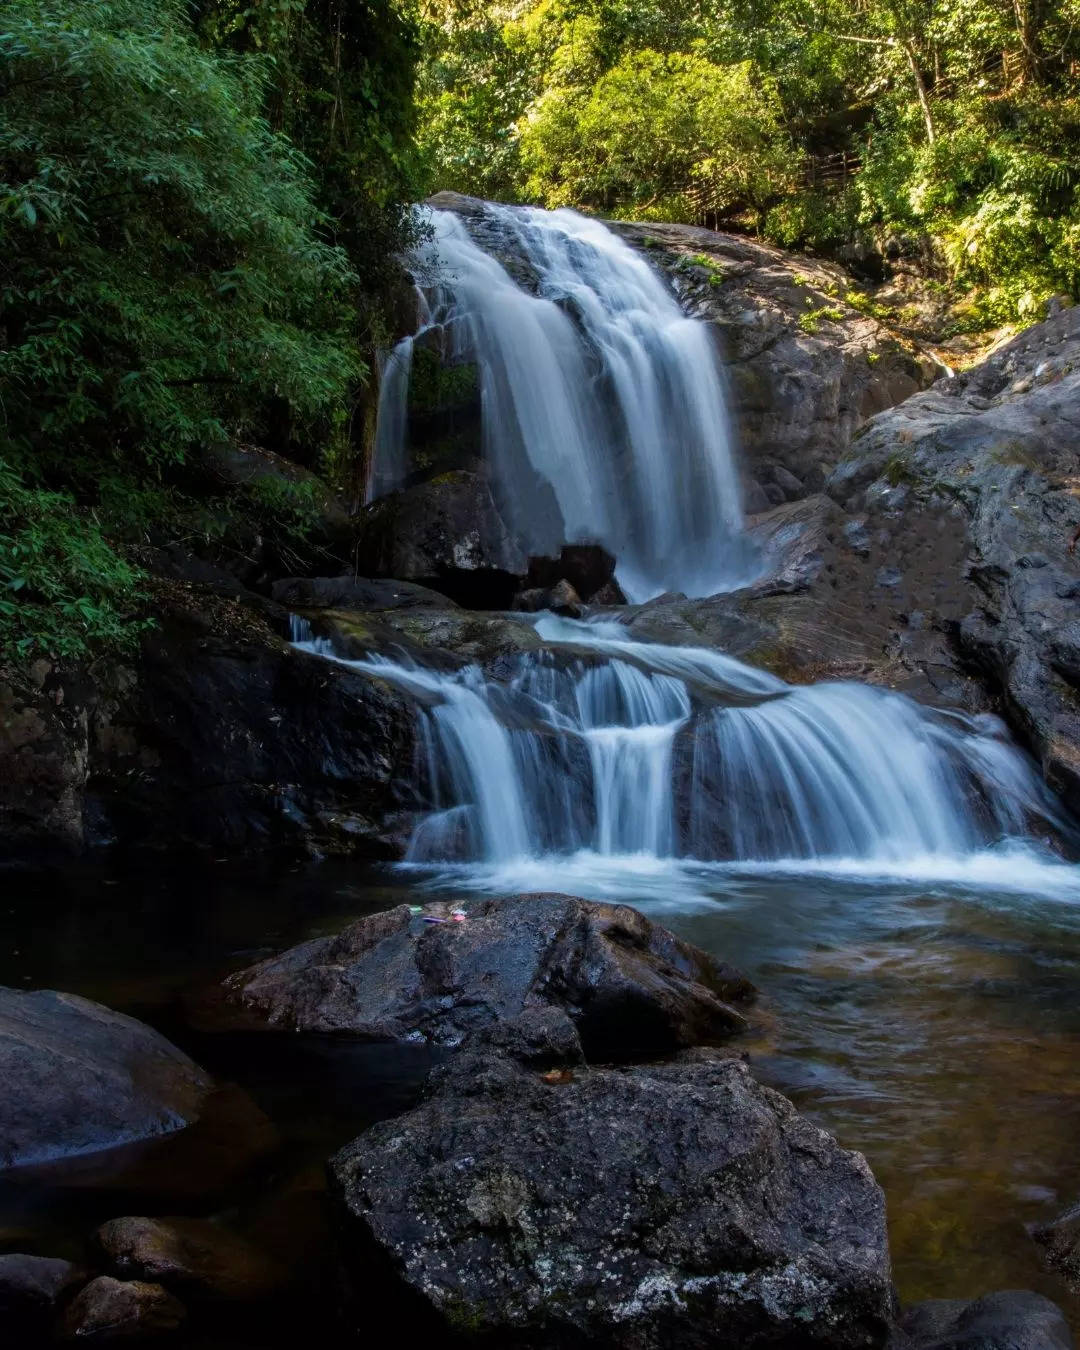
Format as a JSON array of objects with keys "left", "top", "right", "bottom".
[
  {"left": 370, "top": 203, "right": 754, "bottom": 601},
  {"left": 292, "top": 616, "right": 1079, "bottom": 896}
]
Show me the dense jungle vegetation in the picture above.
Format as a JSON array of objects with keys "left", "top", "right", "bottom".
[
  {"left": 421, "top": 0, "right": 1080, "bottom": 323},
  {"left": 2, "top": 0, "right": 1079, "bottom": 660}
]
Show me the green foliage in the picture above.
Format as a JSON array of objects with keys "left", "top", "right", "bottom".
[
  {"left": 1, "top": 0, "right": 421, "bottom": 663},
  {"left": 0, "top": 461, "right": 148, "bottom": 660},
  {"left": 519, "top": 52, "right": 793, "bottom": 223},
  {"left": 197, "top": 0, "right": 426, "bottom": 328},
  {"left": 416, "top": 0, "right": 1080, "bottom": 324}
]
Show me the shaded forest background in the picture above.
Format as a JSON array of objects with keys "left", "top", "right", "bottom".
[{"left": 2, "top": 0, "right": 1078, "bottom": 661}]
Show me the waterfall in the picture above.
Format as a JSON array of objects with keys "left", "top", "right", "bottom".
[
  {"left": 369, "top": 202, "right": 755, "bottom": 602},
  {"left": 292, "top": 617, "right": 1073, "bottom": 879}
]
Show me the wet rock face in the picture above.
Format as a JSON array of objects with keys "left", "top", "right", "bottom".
[
  {"left": 330, "top": 1052, "right": 894, "bottom": 1350},
  {"left": 606, "top": 219, "right": 937, "bottom": 496},
  {"left": 354, "top": 470, "right": 530, "bottom": 608},
  {"left": 202, "top": 893, "right": 755, "bottom": 1062},
  {"left": 825, "top": 307, "right": 1080, "bottom": 812},
  {"left": 88, "top": 588, "right": 417, "bottom": 859},
  {"left": 896, "top": 1290, "right": 1074, "bottom": 1350},
  {"left": 0, "top": 665, "right": 92, "bottom": 863}
]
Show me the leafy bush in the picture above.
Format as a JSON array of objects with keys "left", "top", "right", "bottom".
[
  {"left": 519, "top": 51, "right": 793, "bottom": 223},
  {"left": 0, "top": 462, "right": 148, "bottom": 660},
  {"left": 0, "top": 0, "right": 366, "bottom": 660}
]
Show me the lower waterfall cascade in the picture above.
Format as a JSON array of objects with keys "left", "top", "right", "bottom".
[
  {"left": 370, "top": 201, "right": 754, "bottom": 602},
  {"left": 292, "top": 615, "right": 1077, "bottom": 893}
]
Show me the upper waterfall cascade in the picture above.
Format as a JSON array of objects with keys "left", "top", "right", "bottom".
[{"left": 370, "top": 202, "right": 755, "bottom": 602}]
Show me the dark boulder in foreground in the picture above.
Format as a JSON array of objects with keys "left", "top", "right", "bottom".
[
  {"left": 202, "top": 893, "right": 754, "bottom": 1062},
  {"left": 896, "top": 1290, "right": 1074, "bottom": 1350},
  {"left": 330, "top": 1052, "right": 894, "bottom": 1349},
  {"left": 0, "top": 988, "right": 211, "bottom": 1172},
  {"left": 0, "top": 987, "right": 274, "bottom": 1195}
]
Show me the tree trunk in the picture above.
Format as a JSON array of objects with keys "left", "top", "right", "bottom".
[{"left": 903, "top": 42, "right": 936, "bottom": 144}]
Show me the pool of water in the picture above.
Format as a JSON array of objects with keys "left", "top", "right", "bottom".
[{"left": 4, "top": 852, "right": 1080, "bottom": 1334}]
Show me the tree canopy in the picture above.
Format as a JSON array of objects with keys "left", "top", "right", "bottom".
[{"left": 417, "top": 0, "right": 1080, "bottom": 322}]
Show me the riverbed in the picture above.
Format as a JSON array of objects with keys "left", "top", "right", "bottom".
[{"left": 5, "top": 854, "right": 1080, "bottom": 1338}]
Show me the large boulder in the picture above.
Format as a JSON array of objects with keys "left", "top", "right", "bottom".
[
  {"left": 329, "top": 1052, "right": 894, "bottom": 1349},
  {"left": 0, "top": 988, "right": 211, "bottom": 1172},
  {"left": 0, "top": 987, "right": 272, "bottom": 1192},
  {"left": 354, "top": 470, "right": 529, "bottom": 608},
  {"left": 198, "top": 894, "right": 755, "bottom": 1062},
  {"left": 0, "top": 988, "right": 270, "bottom": 1188}
]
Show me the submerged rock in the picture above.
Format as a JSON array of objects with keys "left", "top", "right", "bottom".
[
  {"left": 60, "top": 1276, "right": 186, "bottom": 1342},
  {"left": 94, "top": 1216, "right": 285, "bottom": 1303},
  {"left": 200, "top": 893, "right": 754, "bottom": 1062},
  {"left": 896, "top": 1290, "right": 1073, "bottom": 1350},
  {"left": 330, "top": 1053, "right": 894, "bottom": 1349}
]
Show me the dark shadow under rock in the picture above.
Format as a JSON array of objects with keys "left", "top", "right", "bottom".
[{"left": 271, "top": 575, "right": 461, "bottom": 612}]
